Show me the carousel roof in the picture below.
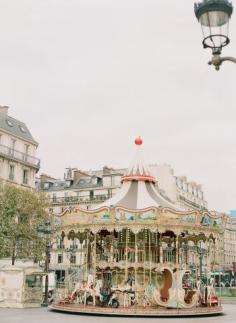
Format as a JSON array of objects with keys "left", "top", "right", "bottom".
[{"left": 95, "top": 137, "right": 183, "bottom": 211}]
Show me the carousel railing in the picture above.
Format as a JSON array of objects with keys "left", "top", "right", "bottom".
[
  {"left": 54, "top": 264, "right": 87, "bottom": 303},
  {"left": 49, "top": 194, "right": 110, "bottom": 205},
  {"left": 96, "top": 251, "right": 162, "bottom": 264}
]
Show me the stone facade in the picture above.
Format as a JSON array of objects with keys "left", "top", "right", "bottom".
[
  {"left": 0, "top": 106, "right": 40, "bottom": 189},
  {"left": 223, "top": 215, "right": 236, "bottom": 270}
]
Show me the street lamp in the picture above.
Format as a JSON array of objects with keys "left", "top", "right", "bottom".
[
  {"left": 233, "top": 261, "right": 236, "bottom": 286},
  {"left": 38, "top": 221, "right": 52, "bottom": 306},
  {"left": 191, "top": 244, "right": 207, "bottom": 284},
  {"left": 194, "top": 0, "right": 236, "bottom": 70}
]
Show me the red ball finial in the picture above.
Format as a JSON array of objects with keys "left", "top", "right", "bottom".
[{"left": 134, "top": 136, "right": 143, "bottom": 145}]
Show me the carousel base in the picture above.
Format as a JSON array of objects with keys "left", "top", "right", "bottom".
[{"left": 49, "top": 303, "right": 223, "bottom": 317}]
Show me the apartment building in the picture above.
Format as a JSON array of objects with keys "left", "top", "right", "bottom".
[{"left": 0, "top": 106, "right": 40, "bottom": 188}]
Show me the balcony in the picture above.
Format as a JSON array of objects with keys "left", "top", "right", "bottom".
[
  {"left": 179, "top": 195, "right": 207, "bottom": 211},
  {"left": 50, "top": 194, "right": 111, "bottom": 205},
  {"left": 0, "top": 143, "right": 40, "bottom": 170}
]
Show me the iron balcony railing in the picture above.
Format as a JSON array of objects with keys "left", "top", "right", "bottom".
[
  {"left": 49, "top": 194, "right": 111, "bottom": 205},
  {"left": 0, "top": 143, "right": 40, "bottom": 169},
  {"left": 179, "top": 195, "right": 207, "bottom": 210}
]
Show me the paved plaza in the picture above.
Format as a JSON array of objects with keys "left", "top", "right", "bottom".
[{"left": 0, "top": 304, "right": 235, "bottom": 323}]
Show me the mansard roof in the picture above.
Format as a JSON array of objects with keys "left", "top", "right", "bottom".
[{"left": 0, "top": 109, "right": 38, "bottom": 145}]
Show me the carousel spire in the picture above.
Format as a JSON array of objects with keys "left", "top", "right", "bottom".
[{"left": 121, "top": 136, "right": 156, "bottom": 184}]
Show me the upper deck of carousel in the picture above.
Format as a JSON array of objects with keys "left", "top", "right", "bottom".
[{"left": 58, "top": 137, "right": 225, "bottom": 236}]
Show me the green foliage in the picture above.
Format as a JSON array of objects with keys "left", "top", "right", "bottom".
[{"left": 0, "top": 184, "right": 49, "bottom": 264}]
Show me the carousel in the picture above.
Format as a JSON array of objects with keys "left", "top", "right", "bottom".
[{"left": 50, "top": 138, "right": 224, "bottom": 316}]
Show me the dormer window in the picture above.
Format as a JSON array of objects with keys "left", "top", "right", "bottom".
[
  {"left": 6, "top": 119, "right": 13, "bottom": 127},
  {"left": 19, "top": 125, "right": 26, "bottom": 133},
  {"left": 44, "top": 182, "right": 49, "bottom": 189},
  {"left": 65, "top": 180, "right": 71, "bottom": 187}
]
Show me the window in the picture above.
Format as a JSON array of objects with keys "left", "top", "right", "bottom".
[
  {"left": 23, "top": 169, "right": 28, "bottom": 185},
  {"left": 58, "top": 254, "right": 63, "bottom": 264},
  {"left": 72, "top": 239, "right": 78, "bottom": 249},
  {"left": 23, "top": 144, "right": 29, "bottom": 161},
  {"left": 57, "top": 238, "right": 64, "bottom": 249},
  {"left": 9, "top": 164, "right": 15, "bottom": 181},
  {"left": 11, "top": 138, "right": 16, "bottom": 149},
  {"left": 25, "top": 275, "right": 41, "bottom": 288},
  {"left": 70, "top": 255, "right": 76, "bottom": 264},
  {"left": 53, "top": 193, "right": 57, "bottom": 202},
  {"left": 9, "top": 138, "right": 16, "bottom": 156},
  {"left": 64, "top": 192, "right": 69, "bottom": 202},
  {"left": 65, "top": 180, "right": 71, "bottom": 188},
  {"left": 90, "top": 191, "right": 94, "bottom": 200}
]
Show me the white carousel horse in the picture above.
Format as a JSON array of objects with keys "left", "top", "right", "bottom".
[
  {"left": 94, "top": 279, "right": 103, "bottom": 300},
  {"left": 176, "top": 271, "right": 199, "bottom": 308},
  {"left": 117, "top": 277, "right": 134, "bottom": 307},
  {"left": 69, "top": 274, "right": 96, "bottom": 303},
  {"left": 206, "top": 277, "right": 218, "bottom": 306}
]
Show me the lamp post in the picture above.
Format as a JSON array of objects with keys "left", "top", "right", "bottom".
[
  {"left": 192, "top": 243, "right": 207, "bottom": 285},
  {"left": 199, "top": 247, "right": 204, "bottom": 282},
  {"left": 194, "top": 0, "right": 235, "bottom": 70},
  {"left": 38, "top": 221, "right": 52, "bottom": 306},
  {"left": 233, "top": 261, "right": 236, "bottom": 286}
]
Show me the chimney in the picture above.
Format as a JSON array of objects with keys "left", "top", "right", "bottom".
[
  {"left": 73, "top": 170, "right": 89, "bottom": 181},
  {"left": 0, "top": 106, "right": 9, "bottom": 114},
  {"left": 103, "top": 166, "right": 112, "bottom": 174}
]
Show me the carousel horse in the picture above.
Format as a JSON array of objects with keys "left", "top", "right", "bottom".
[
  {"left": 205, "top": 278, "right": 218, "bottom": 306},
  {"left": 117, "top": 275, "right": 135, "bottom": 307},
  {"left": 64, "top": 274, "right": 96, "bottom": 304},
  {"left": 94, "top": 279, "right": 103, "bottom": 301},
  {"left": 176, "top": 271, "right": 199, "bottom": 308}
]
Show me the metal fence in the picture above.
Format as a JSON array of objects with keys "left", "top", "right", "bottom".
[
  {"left": 215, "top": 287, "right": 236, "bottom": 297},
  {"left": 0, "top": 143, "right": 40, "bottom": 168}
]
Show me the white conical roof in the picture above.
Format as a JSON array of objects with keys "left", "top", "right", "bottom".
[{"left": 94, "top": 137, "right": 183, "bottom": 211}]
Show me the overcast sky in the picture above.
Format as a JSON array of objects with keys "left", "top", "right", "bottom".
[{"left": 0, "top": 0, "right": 235, "bottom": 213}]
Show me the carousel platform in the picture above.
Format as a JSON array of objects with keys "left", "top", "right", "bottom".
[{"left": 49, "top": 303, "right": 223, "bottom": 317}]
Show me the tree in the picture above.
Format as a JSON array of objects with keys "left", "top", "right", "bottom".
[{"left": 0, "top": 184, "right": 49, "bottom": 265}]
